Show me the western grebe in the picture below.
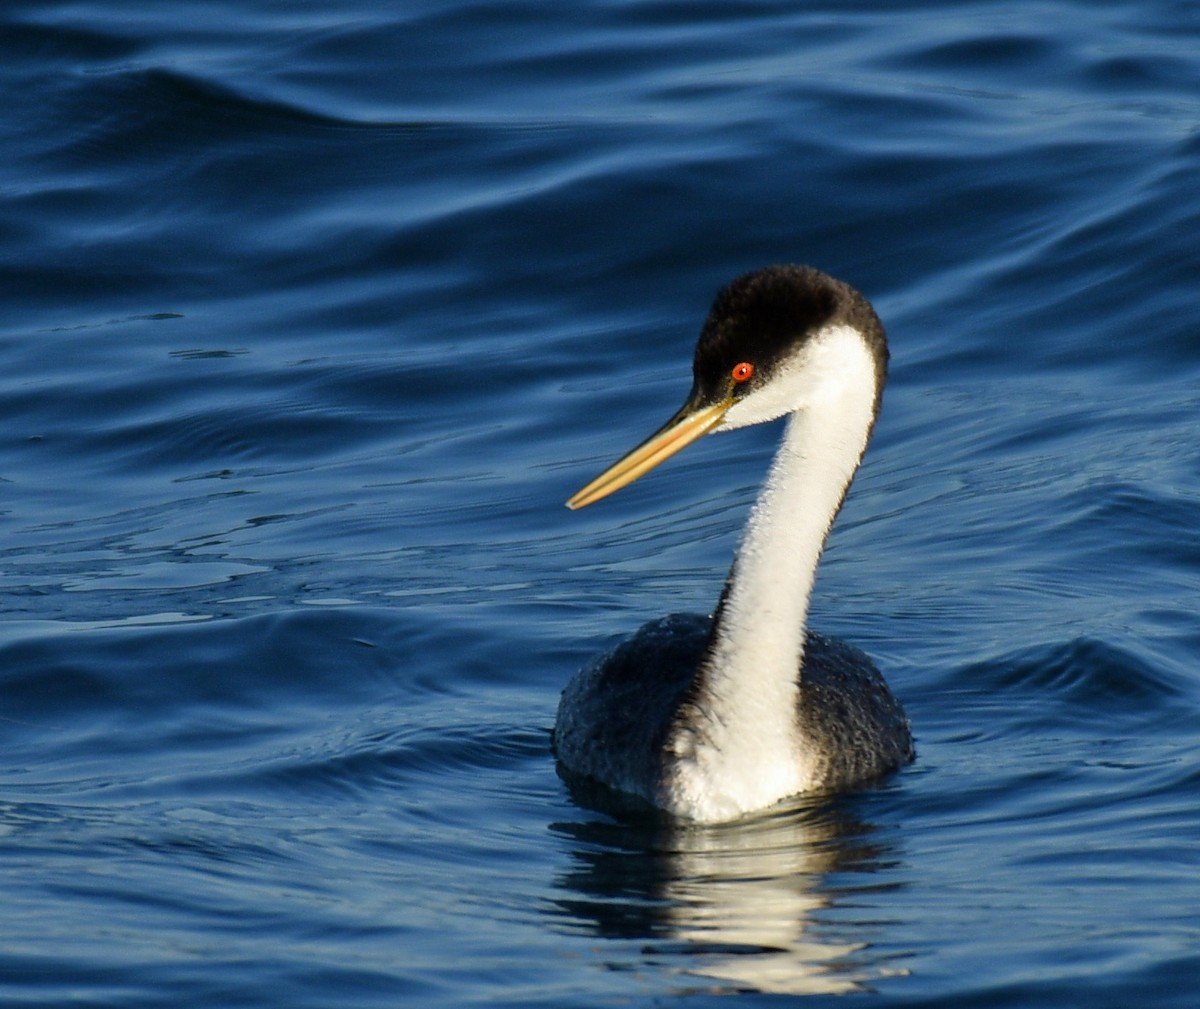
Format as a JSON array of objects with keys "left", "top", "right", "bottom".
[{"left": 554, "top": 265, "right": 914, "bottom": 823}]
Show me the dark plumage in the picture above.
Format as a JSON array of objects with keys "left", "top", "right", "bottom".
[{"left": 555, "top": 614, "right": 913, "bottom": 808}]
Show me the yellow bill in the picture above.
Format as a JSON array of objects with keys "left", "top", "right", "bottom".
[{"left": 567, "top": 397, "right": 732, "bottom": 509}]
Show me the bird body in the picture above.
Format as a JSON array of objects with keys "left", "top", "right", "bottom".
[{"left": 555, "top": 266, "right": 914, "bottom": 822}]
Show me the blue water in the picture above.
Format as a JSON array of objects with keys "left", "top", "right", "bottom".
[{"left": 2, "top": 1, "right": 1198, "bottom": 1005}]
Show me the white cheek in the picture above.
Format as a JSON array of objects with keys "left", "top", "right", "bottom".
[{"left": 718, "top": 323, "right": 874, "bottom": 432}]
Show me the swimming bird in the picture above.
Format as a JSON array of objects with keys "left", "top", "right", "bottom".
[{"left": 554, "top": 265, "right": 914, "bottom": 823}]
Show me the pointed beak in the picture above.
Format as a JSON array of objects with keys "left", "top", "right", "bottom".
[{"left": 566, "top": 393, "right": 733, "bottom": 510}]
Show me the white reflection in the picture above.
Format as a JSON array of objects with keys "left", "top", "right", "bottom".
[
  {"left": 551, "top": 790, "right": 907, "bottom": 996},
  {"left": 658, "top": 805, "right": 866, "bottom": 994}
]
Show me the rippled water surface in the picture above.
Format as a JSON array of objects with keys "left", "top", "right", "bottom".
[{"left": 2, "top": 1, "right": 1199, "bottom": 1006}]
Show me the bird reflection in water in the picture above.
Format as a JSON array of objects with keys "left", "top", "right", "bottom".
[{"left": 548, "top": 790, "right": 910, "bottom": 996}]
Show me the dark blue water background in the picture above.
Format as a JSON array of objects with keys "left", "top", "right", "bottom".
[{"left": 2, "top": 1, "right": 1198, "bottom": 1005}]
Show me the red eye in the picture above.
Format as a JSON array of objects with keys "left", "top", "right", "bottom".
[{"left": 731, "top": 362, "right": 754, "bottom": 383}]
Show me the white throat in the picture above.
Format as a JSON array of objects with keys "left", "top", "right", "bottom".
[{"left": 662, "top": 324, "right": 881, "bottom": 821}]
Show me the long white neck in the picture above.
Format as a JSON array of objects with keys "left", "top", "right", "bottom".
[{"left": 662, "top": 325, "right": 880, "bottom": 820}]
